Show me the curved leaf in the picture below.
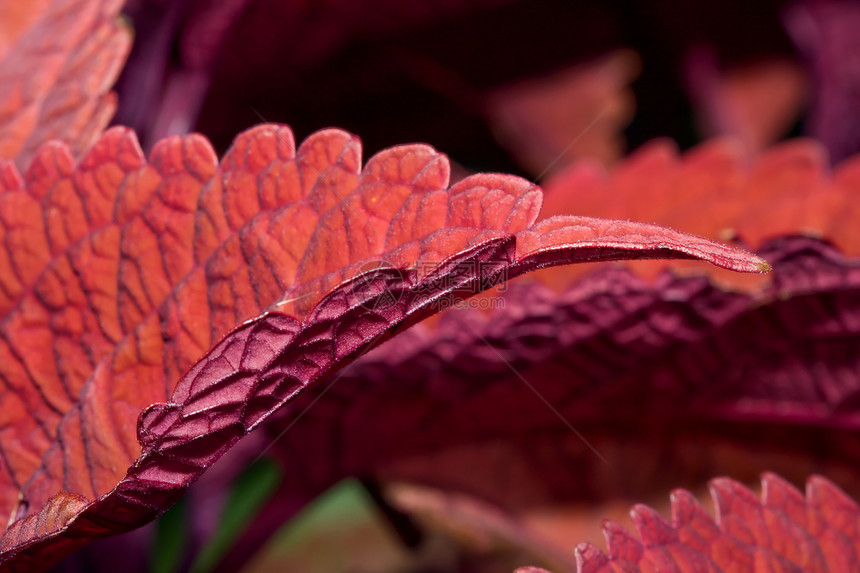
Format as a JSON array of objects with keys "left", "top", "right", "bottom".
[
  {"left": 0, "top": 124, "right": 763, "bottom": 569},
  {"left": 201, "top": 234, "right": 856, "bottom": 568},
  {"left": 520, "top": 472, "right": 860, "bottom": 572},
  {"left": 0, "top": 0, "right": 130, "bottom": 168},
  {"left": 222, "top": 137, "right": 860, "bottom": 570}
]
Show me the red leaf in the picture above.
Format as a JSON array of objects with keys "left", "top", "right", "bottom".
[
  {"left": 539, "top": 138, "right": 860, "bottom": 291},
  {"left": 548, "top": 473, "right": 860, "bottom": 572},
  {"left": 0, "top": 124, "right": 763, "bottom": 568},
  {"left": 0, "top": 0, "right": 130, "bottom": 169}
]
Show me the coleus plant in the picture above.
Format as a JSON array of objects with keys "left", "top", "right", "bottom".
[{"left": 1, "top": 0, "right": 860, "bottom": 572}]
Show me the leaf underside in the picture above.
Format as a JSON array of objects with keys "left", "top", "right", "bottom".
[{"left": 205, "top": 233, "right": 856, "bottom": 568}]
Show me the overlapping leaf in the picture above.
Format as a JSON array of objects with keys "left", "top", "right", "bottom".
[
  {"left": 246, "top": 140, "right": 860, "bottom": 501},
  {"left": 0, "top": 0, "right": 130, "bottom": 169},
  {"left": 208, "top": 142, "right": 860, "bottom": 568},
  {"left": 518, "top": 472, "right": 860, "bottom": 572},
  {"left": 0, "top": 123, "right": 762, "bottom": 569},
  {"left": 204, "top": 233, "right": 855, "bottom": 564}
]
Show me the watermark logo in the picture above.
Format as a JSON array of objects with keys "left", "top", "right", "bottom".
[{"left": 347, "top": 259, "right": 509, "bottom": 312}]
